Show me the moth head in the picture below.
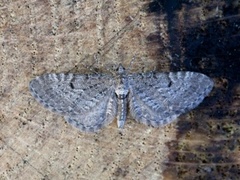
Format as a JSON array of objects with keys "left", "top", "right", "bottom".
[{"left": 117, "top": 64, "right": 126, "bottom": 75}]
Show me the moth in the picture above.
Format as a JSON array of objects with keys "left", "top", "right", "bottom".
[{"left": 29, "top": 65, "right": 213, "bottom": 132}]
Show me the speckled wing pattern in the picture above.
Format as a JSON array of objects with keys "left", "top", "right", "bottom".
[
  {"left": 29, "top": 67, "right": 213, "bottom": 132},
  {"left": 29, "top": 73, "right": 117, "bottom": 132},
  {"left": 128, "top": 71, "right": 213, "bottom": 127}
]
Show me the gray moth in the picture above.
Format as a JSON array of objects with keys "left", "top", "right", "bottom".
[{"left": 29, "top": 65, "right": 213, "bottom": 132}]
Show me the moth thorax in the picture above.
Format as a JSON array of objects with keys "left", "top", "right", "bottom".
[{"left": 115, "top": 85, "right": 129, "bottom": 99}]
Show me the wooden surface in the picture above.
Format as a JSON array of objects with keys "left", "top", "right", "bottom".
[{"left": 0, "top": 0, "right": 239, "bottom": 179}]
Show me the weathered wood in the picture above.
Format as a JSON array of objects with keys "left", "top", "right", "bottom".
[{"left": 0, "top": 0, "right": 239, "bottom": 179}]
